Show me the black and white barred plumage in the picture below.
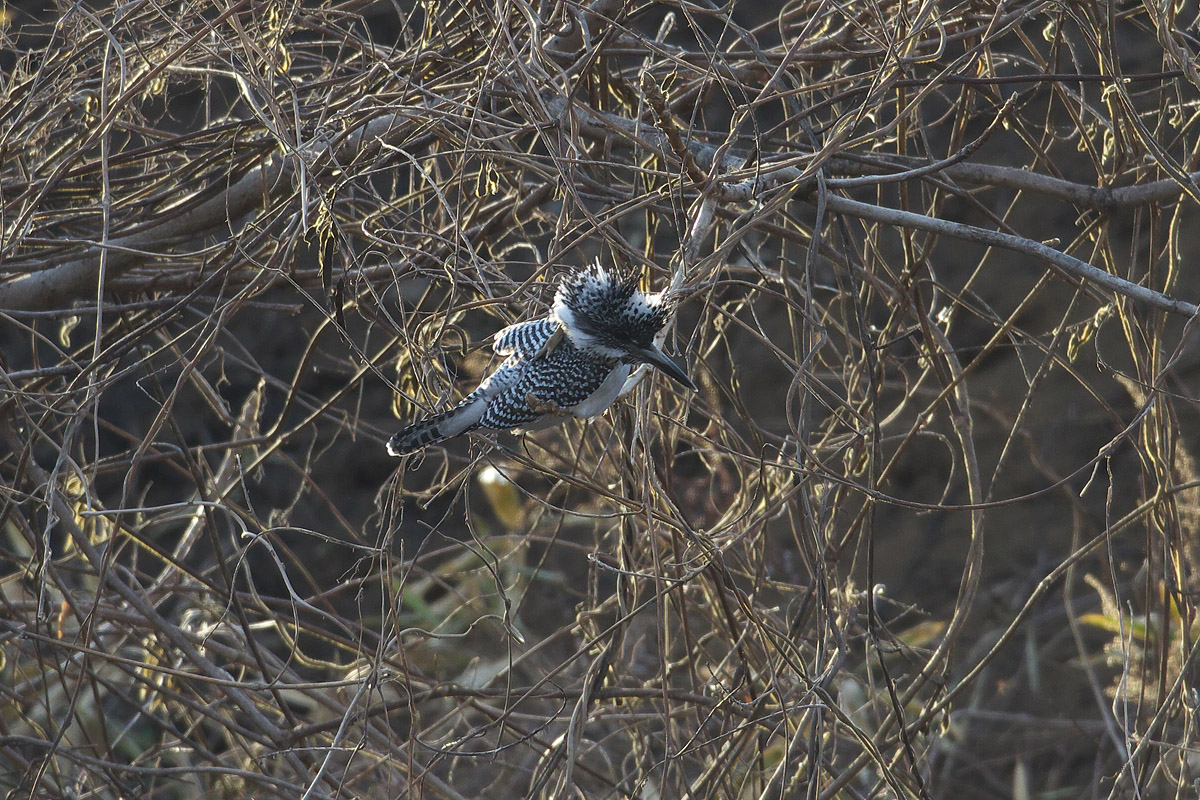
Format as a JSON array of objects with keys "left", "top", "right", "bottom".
[{"left": 387, "top": 263, "right": 695, "bottom": 455}]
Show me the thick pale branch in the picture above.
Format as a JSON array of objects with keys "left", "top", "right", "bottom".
[
  {"left": 554, "top": 95, "right": 1200, "bottom": 210},
  {"left": 550, "top": 95, "right": 1197, "bottom": 318},
  {"left": 0, "top": 113, "right": 415, "bottom": 312},
  {"left": 923, "top": 161, "right": 1200, "bottom": 210},
  {"left": 0, "top": 157, "right": 286, "bottom": 312},
  {"left": 827, "top": 195, "right": 1198, "bottom": 318}
]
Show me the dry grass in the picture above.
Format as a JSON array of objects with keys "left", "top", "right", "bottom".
[{"left": 3, "top": 0, "right": 1200, "bottom": 798}]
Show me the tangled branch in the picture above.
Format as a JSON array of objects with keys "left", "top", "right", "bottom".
[{"left": 3, "top": 1, "right": 1200, "bottom": 799}]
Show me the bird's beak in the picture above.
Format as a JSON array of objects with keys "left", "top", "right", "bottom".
[{"left": 632, "top": 345, "right": 697, "bottom": 391}]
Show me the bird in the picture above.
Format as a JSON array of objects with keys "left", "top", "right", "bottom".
[{"left": 387, "top": 262, "right": 695, "bottom": 455}]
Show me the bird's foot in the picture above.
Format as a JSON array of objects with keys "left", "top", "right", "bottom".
[{"left": 525, "top": 392, "right": 567, "bottom": 415}]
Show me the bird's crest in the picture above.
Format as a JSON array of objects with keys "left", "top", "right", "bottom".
[{"left": 553, "top": 262, "right": 672, "bottom": 353}]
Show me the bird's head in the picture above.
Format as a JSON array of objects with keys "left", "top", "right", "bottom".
[{"left": 552, "top": 262, "right": 696, "bottom": 390}]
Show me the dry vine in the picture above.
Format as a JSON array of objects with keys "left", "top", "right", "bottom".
[{"left": 3, "top": 1, "right": 1200, "bottom": 798}]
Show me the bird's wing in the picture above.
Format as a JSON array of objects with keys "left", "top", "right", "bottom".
[
  {"left": 492, "top": 318, "right": 559, "bottom": 357},
  {"left": 477, "top": 344, "right": 615, "bottom": 431}
]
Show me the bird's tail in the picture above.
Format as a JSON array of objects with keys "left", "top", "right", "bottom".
[{"left": 386, "top": 397, "right": 484, "bottom": 456}]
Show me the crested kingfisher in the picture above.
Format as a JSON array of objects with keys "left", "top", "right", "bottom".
[{"left": 387, "top": 262, "right": 695, "bottom": 455}]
